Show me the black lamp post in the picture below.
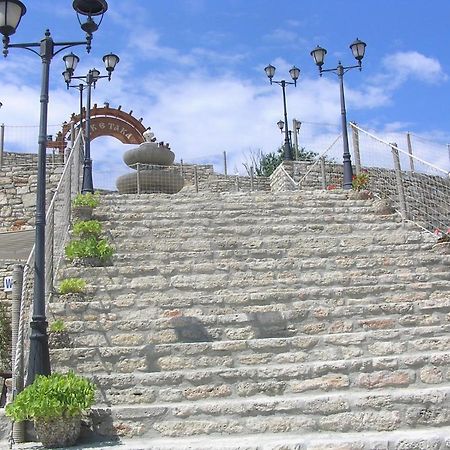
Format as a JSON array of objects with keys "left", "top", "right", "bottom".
[
  {"left": 264, "top": 64, "right": 300, "bottom": 161},
  {"left": 0, "top": 0, "right": 108, "bottom": 385},
  {"left": 311, "top": 39, "right": 366, "bottom": 189},
  {"left": 62, "top": 51, "right": 119, "bottom": 194}
]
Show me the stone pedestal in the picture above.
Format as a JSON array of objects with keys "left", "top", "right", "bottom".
[{"left": 116, "top": 141, "right": 184, "bottom": 194}]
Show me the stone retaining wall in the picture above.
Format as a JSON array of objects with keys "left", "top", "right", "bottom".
[{"left": 0, "top": 153, "right": 64, "bottom": 232}]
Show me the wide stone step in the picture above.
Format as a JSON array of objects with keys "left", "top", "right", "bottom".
[
  {"left": 68, "top": 427, "right": 450, "bottom": 450},
  {"left": 88, "top": 386, "right": 450, "bottom": 439},
  {"left": 59, "top": 298, "right": 450, "bottom": 343},
  {"left": 50, "top": 328, "right": 450, "bottom": 373},
  {"left": 105, "top": 232, "right": 433, "bottom": 253},
  {"left": 56, "top": 264, "right": 450, "bottom": 298},
  {"left": 51, "top": 293, "right": 450, "bottom": 336},
  {"left": 92, "top": 351, "right": 450, "bottom": 406}
]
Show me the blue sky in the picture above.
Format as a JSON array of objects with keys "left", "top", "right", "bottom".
[{"left": 1, "top": 0, "right": 449, "bottom": 188}]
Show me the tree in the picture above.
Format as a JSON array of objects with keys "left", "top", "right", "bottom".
[{"left": 243, "top": 146, "right": 319, "bottom": 178}]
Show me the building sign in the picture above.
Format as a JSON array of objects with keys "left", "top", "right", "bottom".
[{"left": 3, "top": 276, "right": 12, "bottom": 292}]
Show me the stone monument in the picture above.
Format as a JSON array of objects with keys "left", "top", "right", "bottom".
[{"left": 116, "top": 128, "right": 184, "bottom": 194}]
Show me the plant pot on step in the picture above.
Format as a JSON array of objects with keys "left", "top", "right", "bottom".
[
  {"left": 48, "top": 331, "right": 72, "bottom": 349},
  {"left": 348, "top": 189, "right": 373, "bottom": 200},
  {"left": 34, "top": 415, "right": 81, "bottom": 449},
  {"left": 72, "top": 206, "right": 93, "bottom": 221},
  {"left": 5, "top": 372, "right": 96, "bottom": 449},
  {"left": 432, "top": 241, "right": 450, "bottom": 255}
]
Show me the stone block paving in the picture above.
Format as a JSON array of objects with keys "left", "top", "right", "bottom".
[{"left": 4, "top": 190, "right": 449, "bottom": 448}]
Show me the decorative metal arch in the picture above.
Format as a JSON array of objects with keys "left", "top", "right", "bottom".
[{"left": 47, "top": 104, "right": 147, "bottom": 151}]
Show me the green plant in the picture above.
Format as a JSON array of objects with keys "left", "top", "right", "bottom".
[
  {"left": 72, "top": 192, "right": 100, "bottom": 208},
  {"left": 0, "top": 302, "right": 11, "bottom": 371},
  {"left": 65, "top": 237, "right": 114, "bottom": 262},
  {"left": 352, "top": 171, "right": 369, "bottom": 191},
  {"left": 5, "top": 372, "right": 95, "bottom": 422},
  {"left": 72, "top": 220, "right": 102, "bottom": 238},
  {"left": 49, "top": 320, "right": 66, "bottom": 333},
  {"left": 58, "top": 278, "right": 86, "bottom": 295}
]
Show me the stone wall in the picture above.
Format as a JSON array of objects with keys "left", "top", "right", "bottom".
[{"left": 0, "top": 153, "right": 64, "bottom": 232}]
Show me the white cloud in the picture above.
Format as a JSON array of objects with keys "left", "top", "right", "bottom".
[{"left": 383, "top": 51, "right": 448, "bottom": 85}]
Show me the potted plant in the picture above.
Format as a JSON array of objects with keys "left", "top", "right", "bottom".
[
  {"left": 72, "top": 192, "right": 100, "bottom": 221},
  {"left": 65, "top": 219, "right": 114, "bottom": 266},
  {"left": 5, "top": 372, "right": 96, "bottom": 448},
  {"left": 433, "top": 228, "right": 450, "bottom": 254},
  {"left": 48, "top": 319, "right": 71, "bottom": 349},
  {"left": 58, "top": 277, "right": 87, "bottom": 302},
  {"left": 65, "top": 236, "right": 114, "bottom": 266},
  {"left": 349, "top": 170, "right": 372, "bottom": 199}
]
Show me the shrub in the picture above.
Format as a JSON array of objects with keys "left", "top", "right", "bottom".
[
  {"left": 352, "top": 171, "right": 369, "bottom": 191},
  {"left": 72, "top": 192, "right": 100, "bottom": 208},
  {"left": 5, "top": 372, "right": 96, "bottom": 422},
  {"left": 58, "top": 278, "right": 86, "bottom": 295},
  {"left": 72, "top": 220, "right": 102, "bottom": 238},
  {"left": 49, "top": 320, "right": 66, "bottom": 333},
  {"left": 65, "top": 237, "right": 114, "bottom": 263}
]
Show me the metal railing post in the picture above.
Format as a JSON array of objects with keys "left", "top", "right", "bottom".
[
  {"left": 320, "top": 157, "right": 327, "bottom": 190},
  {"left": 406, "top": 132, "right": 415, "bottom": 173},
  {"left": 11, "top": 264, "right": 25, "bottom": 443},
  {"left": 391, "top": 143, "right": 408, "bottom": 222},
  {"left": 351, "top": 122, "right": 361, "bottom": 175},
  {"left": 194, "top": 165, "right": 199, "bottom": 193},
  {"left": 136, "top": 163, "right": 141, "bottom": 195},
  {"left": 223, "top": 151, "right": 228, "bottom": 177},
  {"left": 0, "top": 123, "right": 4, "bottom": 169}
]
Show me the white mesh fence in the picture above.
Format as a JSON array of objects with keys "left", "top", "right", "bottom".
[
  {"left": 350, "top": 123, "right": 450, "bottom": 233},
  {"left": 1, "top": 124, "right": 64, "bottom": 163},
  {"left": 13, "top": 128, "right": 83, "bottom": 392}
]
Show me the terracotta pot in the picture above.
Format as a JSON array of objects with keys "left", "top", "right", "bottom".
[
  {"left": 34, "top": 415, "right": 81, "bottom": 448},
  {"left": 72, "top": 206, "right": 93, "bottom": 221},
  {"left": 432, "top": 242, "right": 450, "bottom": 255}
]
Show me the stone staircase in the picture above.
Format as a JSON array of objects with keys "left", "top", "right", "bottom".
[{"left": 49, "top": 190, "right": 450, "bottom": 448}]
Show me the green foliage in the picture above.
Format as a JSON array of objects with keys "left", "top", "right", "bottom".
[
  {"left": 65, "top": 237, "right": 114, "bottom": 263},
  {"left": 72, "top": 220, "right": 102, "bottom": 238},
  {"left": 0, "top": 302, "right": 11, "bottom": 371},
  {"left": 352, "top": 171, "right": 369, "bottom": 191},
  {"left": 245, "top": 146, "right": 320, "bottom": 178},
  {"left": 58, "top": 278, "right": 86, "bottom": 295},
  {"left": 72, "top": 192, "right": 100, "bottom": 208},
  {"left": 49, "top": 320, "right": 66, "bottom": 333},
  {"left": 5, "top": 372, "right": 95, "bottom": 422}
]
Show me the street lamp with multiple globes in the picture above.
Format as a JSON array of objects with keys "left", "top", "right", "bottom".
[
  {"left": 311, "top": 39, "right": 367, "bottom": 189},
  {"left": 264, "top": 64, "right": 300, "bottom": 161},
  {"left": 62, "top": 51, "right": 119, "bottom": 193},
  {"left": 0, "top": 0, "right": 109, "bottom": 384}
]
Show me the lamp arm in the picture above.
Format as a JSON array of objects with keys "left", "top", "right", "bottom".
[
  {"left": 53, "top": 41, "right": 87, "bottom": 57},
  {"left": 272, "top": 79, "right": 296, "bottom": 87},
  {"left": 343, "top": 63, "right": 362, "bottom": 74}
]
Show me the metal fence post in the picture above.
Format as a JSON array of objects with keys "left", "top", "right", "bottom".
[
  {"left": 194, "top": 165, "right": 199, "bottom": 193},
  {"left": 45, "top": 195, "right": 55, "bottom": 299},
  {"left": 0, "top": 123, "right": 4, "bottom": 169},
  {"left": 180, "top": 159, "right": 184, "bottom": 177},
  {"left": 406, "top": 132, "right": 415, "bottom": 173},
  {"left": 250, "top": 166, "right": 254, "bottom": 191},
  {"left": 320, "top": 157, "right": 327, "bottom": 190},
  {"left": 223, "top": 151, "right": 228, "bottom": 177},
  {"left": 11, "top": 264, "right": 25, "bottom": 443},
  {"left": 391, "top": 143, "right": 407, "bottom": 222},
  {"left": 136, "top": 163, "right": 141, "bottom": 195},
  {"left": 351, "top": 122, "right": 361, "bottom": 175}
]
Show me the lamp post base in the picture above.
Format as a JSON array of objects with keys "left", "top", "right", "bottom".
[{"left": 26, "top": 319, "right": 51, "bottom": 385}]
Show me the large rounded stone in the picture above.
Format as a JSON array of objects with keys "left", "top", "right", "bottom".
[
  {"left": 116, "top": 170, "right": 184, "bottom": 194},
  {"left": 123, "top": 142, "right": 175, "bottom": 167}
]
